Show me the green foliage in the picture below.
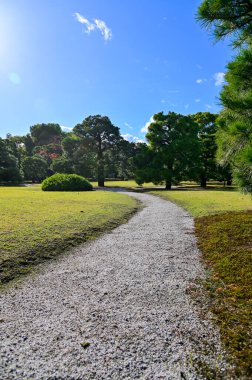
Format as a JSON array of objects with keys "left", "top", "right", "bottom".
[
  {"left": 22, "top": 156, "right": 48, "bottom": 183},
  {"left": 133, "top": 143, "right": 163, "bottom": 186},
  {"left": 51, "top": 156, "right": 74, "bottom": 174},
  {"left": 196, "top": 0, "right": 252, "bottom": 46},
  {"left": 0, "top": 138, "right": 23, "bottom": 183},
  {"left": 30, "top": 123, "right": 62, "bottom": 146},
  {"left": 0, "top": 186, "right": 139, "bottom": 284},
  {"left": 41, "top": 173, "right": 93, "bottom": 191},
  {"left": 197, "top": 0, "right": 252, "bottom": 193},
  {"left": 135, "top": 112, "right": 200, "bottom": 189},
  {"left": 217, "top": 45, "right": 252, "bottom": 193},
  {"left": 73, "top": 115, "right": 121, "bottom": 186},
  {"left": 192, "top": 112, "right": 232, "bottom": 186}
]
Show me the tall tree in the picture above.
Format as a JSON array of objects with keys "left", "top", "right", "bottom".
[
  {"left": 197, "top": 0, "right": 252, "bottom": 46},
  {"left": 73, "top": 115, "right": 121, "bottom": 186},
  {"left": 197, "top": 0, "right": 252, "bottom": 192},
  {"left": 216, "top": 46, "right": 252, "bottom": 192},
  {"left": 137, "top": 112, "right": 200, "bottom": 189}
]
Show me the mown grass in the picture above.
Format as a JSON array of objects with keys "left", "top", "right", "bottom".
[
  {"left": 150, "top": 188, "right": 252, "bottom": 217},
  {"left": 150, "top": 188, "right": 252, "bottom": 378},
  {"left": 91, "top": 180, "right": 162, "bottom": 189},
  {"left": 0, "top": 186, "right": 139, "bottom": 286}
]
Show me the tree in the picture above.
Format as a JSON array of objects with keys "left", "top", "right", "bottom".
[
  {"left": 216, "top": 46, "right": 252, "bottom": 192},
  {"left": 23, "top": 134, "right": 34, "bottom": 156},
  {"left": 193, "top": 112, "right": 218, "bottom": 187},
  {"left": 197, "top": 0, "right": 252, "bottom": 192},
  {"left": 30, "top": 123, "right": 62, "bottom": 146},
  {"left": 133, "top": 143, "right": 163, "bottom": 186},
  {"left": 0, "top": 138, "right": 23, "bottom": 183},
  {"left": 22, "top": 156, "right": 48, "bottom": 183},
  {"left": 51, "top": 156, "right": 74, "bottom": 174},
  {"left": 73, "top": 115, "right": 121, "bottom": 186},
  {"left": 197, "top": 0, "right": 252, "bottom": 46},
  {"left": 136, "top": 112, "right": 200, "bottom": 189}
]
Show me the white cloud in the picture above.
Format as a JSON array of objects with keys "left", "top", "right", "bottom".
[
  {"left": 122, "top": 134, "right": 144, "bottom": 143},
  {"left": 124, "top": 122, "right": 133, "bottom": 130},
  {"left": 74, "top": 13, "right": 112, "bottom": 41},
  {"left": 61, "top": 125, "right": 73, "bottom": 132},
  {"left": 94, "top": 19, "right": 112, "bottom": 41},
  {"left": 205, "top": 104, "right": 212, "bottom": 109},
  {"left": 196, "top": 78, "right": 207, "bottom": 84},
  {"left": 195, "top": 98, "right": 201, "bottom": 103},
  {"left": 185, "top": 104, "right": 189, "bottom": 109},
  {"left": 141, "top": 116, "right": 154, "bottom": 133},
  {"left": 196, "top": 64, "right": 203, "bottom": 69},
  {"left": 213, "top": 72, "right": 225, "bottom": 86}
]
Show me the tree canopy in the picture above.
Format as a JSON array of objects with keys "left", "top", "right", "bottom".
[
  {"left": 197, "top": 0, "right": 252, "bottom": 46},
  {"left": 135, "top": 112, "right": 200, "bottom": 189},
  {"left": 73, "top": 115, "right": 121, "bottom": 186}
]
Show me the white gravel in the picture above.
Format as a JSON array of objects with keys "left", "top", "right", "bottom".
[{"left": 0, "top": 192, "right": 231, "bottom": 379}]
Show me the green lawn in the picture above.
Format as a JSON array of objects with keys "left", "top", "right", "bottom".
[
  {"left": 151, "top": 188, "right": 252, "bottom": 378},
  {"left": 91, "top": 180, "right": 163, "bottom": 189},
  {"left": 150, "top": 188, "right": 252, "bottom": 216},
  {"left": 0, "top": 186, "right": 139, "bottom": 285}
]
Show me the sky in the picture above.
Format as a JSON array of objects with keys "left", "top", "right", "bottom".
[{"left": 0, "top": 0, "right": 234, "bottom": 141}]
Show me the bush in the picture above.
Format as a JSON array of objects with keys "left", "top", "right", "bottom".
[{"left": 41, "top": 173, "right": 93, "bottom": 191}]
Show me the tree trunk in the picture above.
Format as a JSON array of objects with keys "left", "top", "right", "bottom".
[
  {"left": 97, "top": 140, "right": 105, "bottom": 187},
  {"left": 200, "top": 175, "right": 207, "bottom": 188},
  {"left": 97, "top": 162, "right": 104, "bottom": 187},
  {"left": 227, "top": 178, "right": 232, "bottom": 186},
  {"left": 165, "top": 179, "right": 172, "bottom": 190}
]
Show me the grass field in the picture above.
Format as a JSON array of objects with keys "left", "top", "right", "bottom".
[
  {"left": 150, "top": 188, "right": 252, "bottom": 216},
  {"left": 0, "top": 186, "right": 139, "bottom": 285},
  {"left": 150, "top": 188, "right": 252, "bottom": 378}
]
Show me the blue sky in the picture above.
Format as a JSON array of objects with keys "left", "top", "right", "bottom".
[{"left": 0, "top": 0, "right": 233, "bottom": 141}]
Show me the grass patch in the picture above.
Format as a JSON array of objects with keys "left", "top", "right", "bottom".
[
  {"left": 150, "top": 188, "right": 252, "bottom": 217},
  {"left": 0, "top": 186, "right": 139, "bottom": 286},
  {"left": 195, "top": 212, "right": 252, "bottom": 378},
  {"left": 91, "top": 180, "right": 163, "bottom": 189},
  {"left": 151, "top": 188, "right": 252, "bottom": 378}
]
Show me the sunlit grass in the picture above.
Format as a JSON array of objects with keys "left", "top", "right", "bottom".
[
  {"left": 150, "top": 189, "right": 252, "bottom": 217},
  {"left": 91, "top": 180, "right": 163, "bottom": 188},
  {"left": 0, "top": 186, "right": 139, "bottom": 285}
]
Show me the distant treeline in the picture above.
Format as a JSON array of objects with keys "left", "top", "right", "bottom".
[{"left": 0, "top": 112, "right": 232, "bottom": 189}]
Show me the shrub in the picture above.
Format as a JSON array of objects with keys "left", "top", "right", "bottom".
[{"left": 41, "top": 173, "right": 93, "bottom": 191}]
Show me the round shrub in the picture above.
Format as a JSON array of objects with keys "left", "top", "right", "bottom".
[{"left": 41, "top": 173, "right": 93, "bottom": 191}]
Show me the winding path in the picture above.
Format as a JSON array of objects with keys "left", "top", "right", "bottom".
[{"left": 0, "top": 192, "right": 229, "bottom": 379}]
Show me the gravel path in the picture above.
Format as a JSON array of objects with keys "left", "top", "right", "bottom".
[{"left": 0, "top": 192, "right": 230, "bottom": 380}]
